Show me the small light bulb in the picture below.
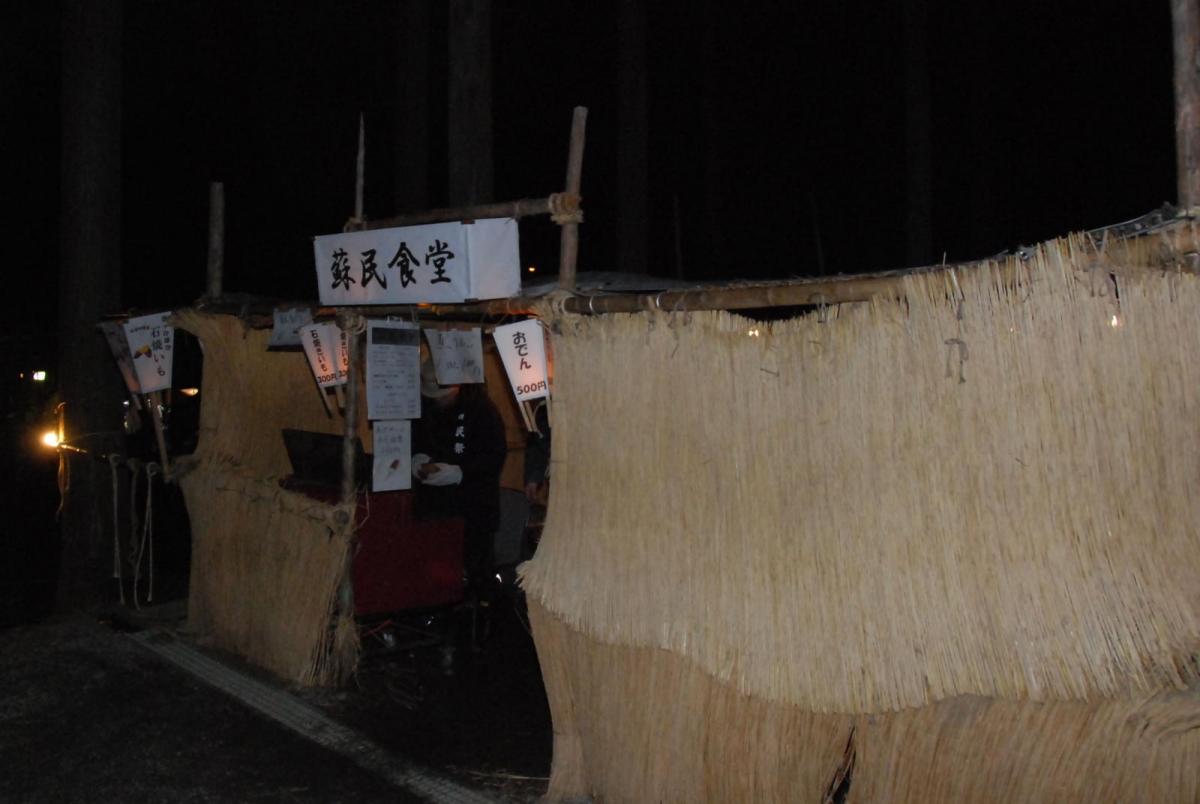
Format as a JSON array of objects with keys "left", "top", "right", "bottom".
[
  {"left": 32, "top": 370, "right": 46, "bottom": 382},
  {"left": 41, "top": 431, "right": 60, "bottom": 448},
  {"left": 1109, "top": 314, "right": 1122, "bottom": 328}
]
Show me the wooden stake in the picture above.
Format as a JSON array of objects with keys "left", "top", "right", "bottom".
[
  {"left": 1173, "top": 0, "right": 1200, "bottom": 208},
  {"left": 558, "top": 107, "right": 588, "bottom": 291},
  {"left": 317, "top": 386, "right": 334, "bottom": 417},
  {"left": 206, "top": 182, "right": 225, "bottom": 300},
  {"left": 354, "top": 113, "right": 365, "bottom": 222},
  {"left": 339, "top": 317, "right": 362, "bottom": 506},
  {"left": 147, "top": 391, "right": 171, "bottom": 478}
]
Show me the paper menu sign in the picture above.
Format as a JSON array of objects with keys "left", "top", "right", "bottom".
[
  {"left": 493, "top": 319, "right": 549, "bottom": 402},
  {"left": 365, "top": 320, "right": 421, "bottom": 420},
  {"left": 98, "top": 321, "right": 142, "bottom": 394},
  {"left": 269, "top": 308, "right": 313, "bottom": 347},
  {"left": 300, "top": 322, "right": 347, "bottom": 388},
  {"left": 122, "top": 312, "right": 174, "bottom": 394},
  {"left": 424, "top": 328, "right": 484, "bottom": 385},
  {"left": 371, "top": 419, "right": 412, "bottom": 492}
]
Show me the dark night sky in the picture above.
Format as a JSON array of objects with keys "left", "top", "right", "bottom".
[{"left": 2, "top": 1, "right": 1179, "bottom": 339}]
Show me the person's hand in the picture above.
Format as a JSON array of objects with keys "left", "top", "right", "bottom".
[{"left": 417, "top": 463, "right": 439, "bottom": 480}]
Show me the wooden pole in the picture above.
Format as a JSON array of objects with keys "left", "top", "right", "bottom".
[
  {"left": 354, "top": 113, "right": 365, "bottom": 222},
  {"left": 1173, "top": 0, "right": 1200, "bottom": 208},
  {"left": 147, "top": 391, "right": 171, "bottom": 478},
  {"left": 339, "top": 315, "right": 361, "bottom": 506},
  {"left": 194, "top": 218, "right": 1200, "bottom": 323},
  {"left": 356, "top": 196, "right": 570, "bottom": 231},
  {"left": 558, "top": 107, "right": 588, "bottom": 290},
  {"left": 206, "top": 182, "right": 224, "bottom": 299}
]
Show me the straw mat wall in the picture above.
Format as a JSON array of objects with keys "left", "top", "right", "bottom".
[
  {"left": 522, "top": 237, "right": 1200, "bottom": 715},
  {"left": 531, "top": 600, "right": 1200, "bottom": 803},
  {"left": 176, "top": 312, "right": 357, "bottom": 685}
]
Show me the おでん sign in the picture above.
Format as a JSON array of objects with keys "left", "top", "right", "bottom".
[{"left": 493, "top": 319, "right": 549, "bottom": 402}]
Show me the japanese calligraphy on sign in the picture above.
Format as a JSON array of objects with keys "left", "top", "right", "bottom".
[
  {"left": 493, "top": 319, "right": 549, "bottom": 402},
  {"left": 372, "top": 419, "right": 412, "bottom": 492},
  {"left": 98, "top": 321, "right": 142, "bottom": 394},
  {"left": 269, "top": 308, "right": 314, "bottom": 348},
  {"left": 300, "top": 322, "right": 348, "bottom": 388},
  {"left": 122, "top": 312, "right": 175, "bottom": 394},
  {"left": 312, "top": 218, "right": 521, "bottom": 305},
  {"left": 424, "top": 328, "right": 484, "bottom": 385},
  {"left": 366, "top": 320, "right": 421, "bottom": 420}
]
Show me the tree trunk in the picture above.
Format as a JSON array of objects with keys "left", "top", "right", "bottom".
[
  {"left": 58, "top": 0, "right": 126, "bottom": 610},
  {"left": 616, "top": 0, "right": 649, "bottom": 275},
  {"left": 395, "top": 0, "right": 431, "bottom": 212},
  {"left": 903, "top": 0, "right": 933, "bottom": 266},
  {"left": 1173, "top": 0, "right": 1200, "bottom": 208},
  {"left": 447, "top": 0, "right": 493, "bottom": 206}
]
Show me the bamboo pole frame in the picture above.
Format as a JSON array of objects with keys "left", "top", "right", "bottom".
[{"left": 558, "top": 107, "right": 589, "bottom": 291}]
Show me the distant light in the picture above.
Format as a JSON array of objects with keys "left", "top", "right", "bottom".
[
  {"left": 1110, "top": 314, "right": 1123, "bottom": 328},
  {"left": 180, "top": 387, "right": 200, "bottom": 397},
  {"left": 32, "top": 370, "right": 46, "bottom": 382},
  {"left": 527, "top": 265, "right": 537, "bottom": 273},
  {"left": 17, "top": 373, "right": 23, "bottom": 380},
  {"left": 40, "top": 431, "right": 60, "bottom": 449},
  {"left": 747, "top": 328, "right": 761, "bottom": 337}
]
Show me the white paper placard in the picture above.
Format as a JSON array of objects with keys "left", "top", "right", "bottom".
[
  {"left": 123, "top": 312, "right": 174, "bottom": 394},
  {"left": 371, "top": 419, "right": 412, "bottom": 492},
  {"left": 269, "top": 308, "right": 314, "bottom": 347},
  {"left": 365, "top": 320, "right": 421, "bottom": 420},
  {"left": 312, "top": 218, "right": 520, "bottom": 305},
  {"left": 493, "top": 319, "right": 549, "bottom": 402},
  {"left": 300, "top": 322, "right": 347, "bottom": 388},
  {"left": 464, "top": 218, "right": 522, "bottom": 301},
  {"left": 99, "top": 321, "right": 142, "bottom": 394},
  {"left": 424, "top": 328, "right": 484, "bottom": 385}
]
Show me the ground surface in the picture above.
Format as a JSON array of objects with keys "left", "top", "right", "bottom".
[{"left": 0, "top": 594, "right": 552, "bottom": 803}]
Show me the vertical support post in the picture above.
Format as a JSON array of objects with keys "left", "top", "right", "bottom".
[
  {"left": 558, "top": 106, "right": 588, "bottom": 291},
  {"left": 336, "top": 313, "right": 361, "bottom": 621},
  {"left": 354, "top": 113, "right": 365, "bottom": 224},
  {"left": 339, "top": 314, "right": 361, "bottom": 506},
  {"left": 1174, "top": 0, "right": 1200, "bottom": 209},
  {"left": 147, "top": 391, "right": 171, "bottom": 479},
  {"left": 206, "top": 182, "right": 224, "bottom": 299}
]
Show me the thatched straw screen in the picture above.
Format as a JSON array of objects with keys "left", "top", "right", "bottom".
[
  {"left": 175, "top": 311, "right": 357, "bottom": 686},
  {"left": 520, "top": 232, "right": 1200, "bottom": 800}
]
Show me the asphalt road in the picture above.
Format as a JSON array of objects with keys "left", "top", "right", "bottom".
[{"left": 0, "top": 615, "right": 441, "bottom": 803}]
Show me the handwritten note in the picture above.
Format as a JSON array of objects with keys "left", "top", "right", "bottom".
[
  {"left": 424, "top": 328, "right": 484, "bottom": 385},
  {"left": 269, "top": 308, "right": 314, "bottom": 347},
  {"left": 371, "top": 419, "right": 412, "bottom": 492}
]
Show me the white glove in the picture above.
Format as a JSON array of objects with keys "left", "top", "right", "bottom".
[
  {"left": 420, "top": 463, "right": 463, "bottom": 486},
  {"left": 411, "top": 453, "right": 432, "bottom": 478}
]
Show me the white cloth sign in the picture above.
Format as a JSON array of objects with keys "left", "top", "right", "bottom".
[
  {"left": 312, "top": 218, "right": 520, "bottom": 305},
  {"left": 300, "top": 322, "right": 347, "bottom": 388},
  {"left": 424, "top": 328, "right": 484, "bottom": 385},
  {"left": 365, "top": 320, "right": 421, "bottom": 420},
  {"left": 493, "top": 319, "right": 549, "bottom": 402},
  {"left": 99, "top": 321, "right": 141, "bottom": 394},
  {"left": 123, "top": 312, "right": 174, "bottom": 394},
  {"left": 269, "top": 308, "right": 313, "bottom": 347},
  {"left": 372, "top": 419, "right": 412, "bottom": 492}
]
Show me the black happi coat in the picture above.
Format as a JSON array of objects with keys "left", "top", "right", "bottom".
[{"left": 412, "top": 389, "right": 508, "bottom": 542}]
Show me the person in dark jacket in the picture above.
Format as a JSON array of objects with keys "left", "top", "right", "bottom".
[{"left": 411, "top": 359, "right": 507, "bottom": 597}]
